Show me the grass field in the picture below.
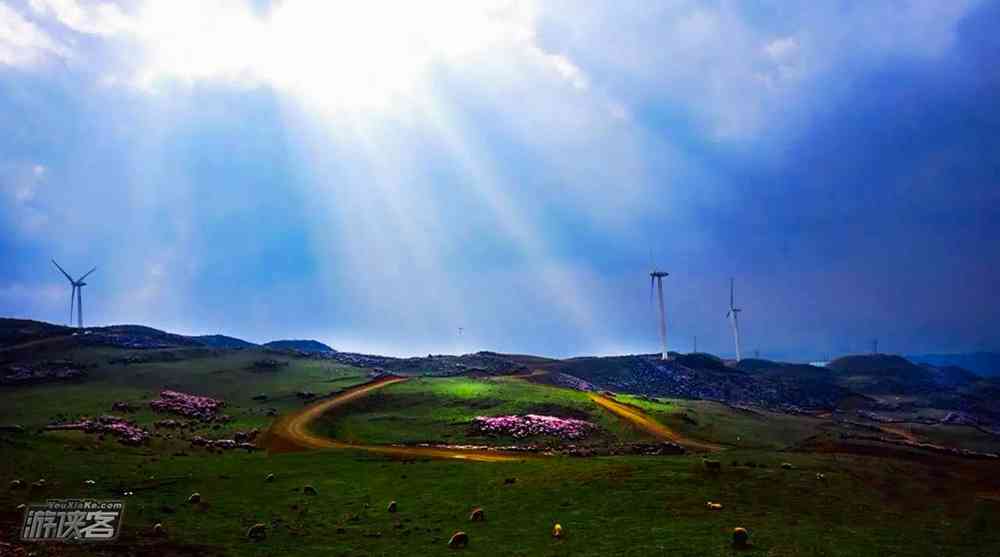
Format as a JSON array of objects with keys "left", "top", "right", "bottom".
[
  {"left": 1, "top": 348, "right": 370, "bottom": 436},
  {"left": 2, "top": 347, "right": 1000, "bottom": 555},
  {"left": 612, "top": 394, "right": 835, "bottom": 450},
  {"left": 314, "top": 376, "right": 658, "bottom": 446},
  {"left": 3, "top": 435, "right": 1000, "bottom": 556}
]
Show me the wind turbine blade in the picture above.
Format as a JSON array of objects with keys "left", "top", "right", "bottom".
[
  {"left": 69, "top": 285, "right": 76, "bottom": 326},
  {"left": 52, "top": 259, "right": 73, "bottom": 283},
  {"left": 730, "top": 277, "right": 734, "bottom": 308},
  {"left": 78, "top": 266, "right": 97, "bottom": 281}
]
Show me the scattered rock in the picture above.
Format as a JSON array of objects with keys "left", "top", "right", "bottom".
[
  {"left": 152, "top": 523, "right": 165, "bottom": 536},
  {"left": 781, "top": 462, "right": 794, "bottom": 470},
  {"left": 448, "top": 531, "right": 469, "bottom": 549},
  {"left": 504, "top": 477, "right": 516, "bottom": 485},
  {"left": 387, "top": 501, "right": 398, "bottom": 513},
  {"left": 188, "top": 492, "right": 201, "bottom": 504},
  {"left": 31, "top": 479, "right": 46, "bottom": 489},
  {"left": 265, "top": 473, "right": 276, "bottom": 483},
  {"left": 9, "top": 479, "right": 24, "bottom": 490},
  {"left": 303, "top": 485, "right": 318, "bottom": 496},
  {"left": 469, "top": 508, "right": 485, "bottom": 522},
  {"left": 246, "top": 523, "right": 267, "bottom": 541},
  {"left": 251, "top": 359, "right": 287, "bottom": 371},
  {"left": 816, "top": 473, "right": 826, "bottom": 481},
  {"left": 84, "top": 479, "right": 96, "bottom": 485},
  {"left": 112, "top": 401, "right": 137, "bottom": 413},
  {"left": 732, "top": 527, "right": 750, "bottom": 549}
]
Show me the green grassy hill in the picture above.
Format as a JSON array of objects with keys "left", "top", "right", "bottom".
[{"left": 2, "top": 320, "right": 1000, "bottom": 555}]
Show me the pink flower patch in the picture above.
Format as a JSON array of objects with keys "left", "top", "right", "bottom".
[
  {"left": 150, "top": 390, "right": 225, "bottom": 421},
  {"left": 471, "top": 414, "right": 595, "bottom": 440},
  {"left": 57, "top": 415, "right": 149, "bottom": 445}
]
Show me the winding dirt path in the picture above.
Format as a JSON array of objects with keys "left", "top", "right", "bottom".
[
  {"left": 588, "top": 393, "right": 723, "bottom": 452},
  {"left": 878, "top": 423, "right": 919, "bottom": 443},
  {"left": 262, "top": 376, "right": 525, "bottom": 462},
  {"left": 263, "top": 372, "right": 721, "bottom": 460}
]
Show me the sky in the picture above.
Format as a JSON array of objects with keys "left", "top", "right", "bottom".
[{"left": 1, "top": 0, "right": 999, "bottom": 360}]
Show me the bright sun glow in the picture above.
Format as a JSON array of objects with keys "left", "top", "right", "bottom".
[{"left": 95, "top": 1, "right": 540, "bottom": 112}]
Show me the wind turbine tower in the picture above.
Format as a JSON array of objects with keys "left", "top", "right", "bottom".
[
  {"left": 52, "top": 260, "right": 97, "bottom": 329},
  {"left": 649, "top": 270, "right": 669, "bottom": 360},
  {"left": 726, "top": 277, "right": 743, "bottom": 362}
]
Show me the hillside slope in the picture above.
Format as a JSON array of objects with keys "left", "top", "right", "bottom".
[{"left": 264, "top": 339, "right": 336, "bottom": 353}]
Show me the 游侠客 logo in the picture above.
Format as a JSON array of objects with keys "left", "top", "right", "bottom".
[{"left": 21, "top": 499, "right": 124, "bottom": 542}]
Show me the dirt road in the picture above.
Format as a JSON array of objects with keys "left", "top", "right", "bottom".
[
  {"left": 262, "top": 376, "right": 525, "bottom": 462},
  {"left": 588, "top": 393, "right": 722, "bottom": 452},
  {"left": 264, "top": 372, "right": 721, "bottom": 460}
]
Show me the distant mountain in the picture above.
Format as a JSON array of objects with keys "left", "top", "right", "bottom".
[
  {"left": 825, "top": 354, "right": 979, "bottom": 394},
  {"left": 523, "top": 353, "right": 853, "bottom": 410},
  {"left": 0, "top": 318, "right": 72, "bottom": 348},
  {"left": 0, "top": 318, "right": 254, "bottom": 351},
  {"left": 191, "top": 335, "right": 257, "bottom": 349},
  {"left": 87, "top": 325, "right": 206, "bottom": 349},
  {"left": 908, "top": 353, "right": 1000, "bottom": 377},
  {"left": 263, "top": 339, "right": 335, "bottom": 353}
]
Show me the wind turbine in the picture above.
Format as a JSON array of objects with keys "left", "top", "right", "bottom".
[
  {"left": 726, "top": 277, "right": 743, "bottom": 362},
  {"left": 649, "top": 270, "right": 669, "bottom": 360},
  {"left": 52, "top": 260, "right": 96, "bottom": 329}
]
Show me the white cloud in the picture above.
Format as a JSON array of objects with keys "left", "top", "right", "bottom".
[
  {"left": 22, "top": 0, "right": 590, "bottom": 113},
  {"left": 1, "top": 161, "right": 49, "bottom": 233},
  {"left": 0, "top": 282, "right": 65, "bottom": 309},
  {"left": 0, "top": 2, "right": 69, "bottom": 67},
  {"left": 533, "top": 1, "right": 983, "bottom": 138},
  {"left": 542, "top": 52, "right": 587, "bottom": 90},
  {"left": 764, "top": 36, "right": 799, "bottom": 61},
  {"left": 29, "top": 0, "right": 130, "bottom": 35}
]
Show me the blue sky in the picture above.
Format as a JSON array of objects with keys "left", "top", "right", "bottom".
[{"left": 1, "top": 0, "right": 998, "bottom": 359}]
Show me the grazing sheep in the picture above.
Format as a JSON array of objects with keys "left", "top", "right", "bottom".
[
  {"left": 31, "top": 479, "right": 46, "bottom": 489},
  {"left": 152, "top": 523, "right": 165, "bottom": 536},
  {"left": 816, "top": 473, "right": 826, "bottom": 481},
  {"left": 706, "top": 502, "right": 724, "bottom": 510},
  {"left": 781, "top": 462, "right": 794, "bottom": 470},
  {"left": 246, "top": 523, "right": 267, "bottom": 541},
  {"left": 265, "top": 473, "right": 275, "bottom": 483},
  {"left": 703, "top": 459, "right": 722, "bottom": 471},
  {"left": 303, "top": 485, "right": 318, "bottom": 496},
  {"left": 448, "top": 531, "right": 469, "bottom": 549},
  {"left": 84, "top": 480, "right": 96, "bottom": 485},
  {"left": 387, "top": 500, "right": 397, "bottom": 513},
  {"left": 732, "top": 527, "right": 750, "bottom": 549},
  {"left": 9, "top": 479, "right": 24, "bottom": 490},
  {"left": 552, "top": 523, "right": 564, "bottom": 538},
  {"left": 187, "top": 492, "right": 201, "bottom": 504},
  {"left": 469, "top": 508, "right": 485, "bottom": 522}
]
